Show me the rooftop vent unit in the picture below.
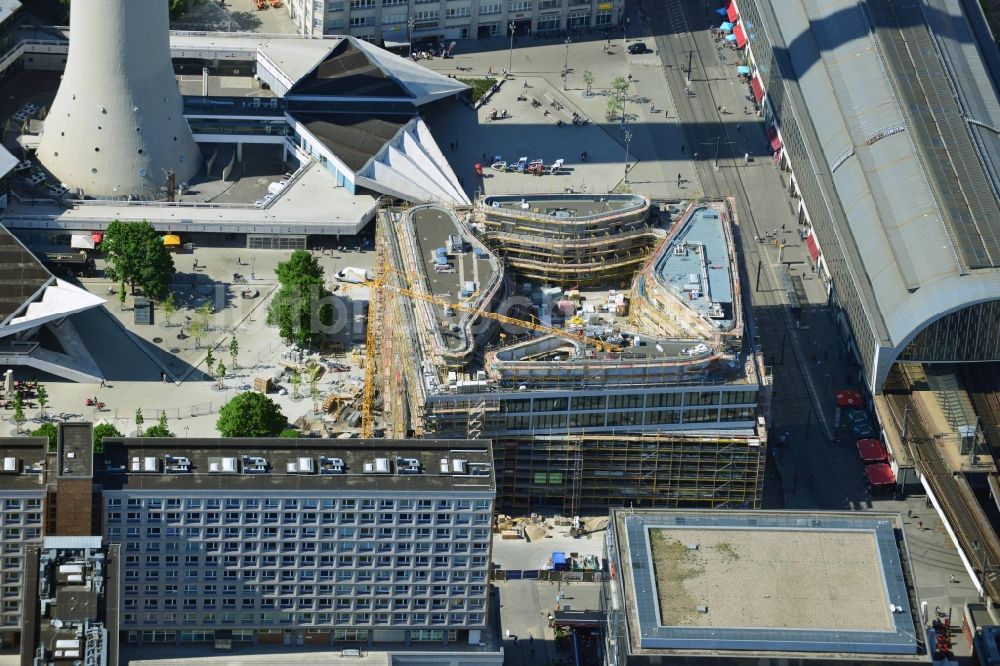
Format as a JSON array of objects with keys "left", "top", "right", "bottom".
[
  {"left": 440, "top": 458, "right": 450, "bottom": 474},
  {"left": 468, "top": 462, "right": 491, "bottom": 476},
  {"left": 396, "top": 457, "right": 421, "bottom": 474},
  {"left": 105, "top": 464, "right": 125, "bottom": 474},
  {"left": 673, "top": 242, "right": 687, "bottom": 256},
  {"left": 131, "top": 456, "right": 160, "bottom": 473},
  {"left": 208, "top": 457, "right": 240, "bottom": 473},
  {"left": 287, "top": 457, "right": 316, "bottom": 474},
  {"left": 164, "top": 455, "right": 191, "bottom": 473},
  {"left": 364, "top": 458, "right": 392, "bottom": 474},
  {"left": 319, "top": 456, "right": 345, "bottom": 474},
  {"left": 222, "top": 457, "right": 238, "bottom": 473},
  {"left": 452, "top": 459, "right": 468, "bottom": 475},
  {"left": 241, "top": 456, "right": 268, "bottom": 474},
  {"left": 709, "top": 303, "right": 725, "bottom": 319},
  {"left": 1, "top": 457, "right": 18, "bottom": 473}
]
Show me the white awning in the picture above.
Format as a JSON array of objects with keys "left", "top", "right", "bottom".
[
  {"left": 70, "top": 233, "right": 95, "bottom": 250},
  {"left": 382, "top": 28, "right": 409, "bottom": 48}
]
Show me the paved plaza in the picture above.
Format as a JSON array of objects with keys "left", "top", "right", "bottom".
[
  {"left": 1, "top": 239, "right": 378, "bottom": 438},
  {"left": 421, "top": 38, "right": 699, "bottom": 201}
]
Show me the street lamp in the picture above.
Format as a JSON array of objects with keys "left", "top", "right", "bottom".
[
  {"left": 623, "top": 130, "right": 632, "bottom": 184},
  {"left": 508, "top": 21, "right": 516, "bottom": 75},
  {"left": 407, "top": 17, "right": 415, "bottom": 58},
  {"left": 563, "top": 37, "right": 571, "bottom": 90}
]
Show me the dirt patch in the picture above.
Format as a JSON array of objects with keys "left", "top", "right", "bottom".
[{"left": 649, "top": 528, "right": 891, "bottom": 631}]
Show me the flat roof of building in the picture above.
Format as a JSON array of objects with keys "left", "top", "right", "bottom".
[
  {"left": 98, "top": 438, "right": 495, "bottom": 494},
  {"left": 411, "top": 206, "right": 497, "bottom": 321},
  {"left": 482, "top": 193, "right": 646, "bottom": 218},
  {"left": 0, "top": 436, "right": 48, "bottom": 490},
  {"left": 655, "top": 206, "right": 734, "bottom": 329},
  {"left": 0, "top": 224, "right": 51, "bottom": 323},
  {"left": 612, "top": 509, "right": 918, "bottom": 658}
]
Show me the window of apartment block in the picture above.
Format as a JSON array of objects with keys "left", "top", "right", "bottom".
[{"left": 446, "top": 6, "right": 471, "bottom": 17}]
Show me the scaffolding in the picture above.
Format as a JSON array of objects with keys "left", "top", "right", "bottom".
[{"left": 491, "top": 431, "right": 765, "bottom": 512}]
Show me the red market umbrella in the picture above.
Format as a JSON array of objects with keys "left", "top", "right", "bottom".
[
  {"left": 865, "top": 463, "right": 895, "bottom": 488},
  {"left": 836, "top": 389, "right": 864, "bottom": 408},
  {"left": 857, "top": 439, "right": 888, "bottom": 464}
]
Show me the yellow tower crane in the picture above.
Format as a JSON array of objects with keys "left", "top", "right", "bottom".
[
  {"left": 362, "top": 280, "right": 622, "bottom": 353},
  {"left": 359, "top": 236, "right": 386, "bottom": 439}
]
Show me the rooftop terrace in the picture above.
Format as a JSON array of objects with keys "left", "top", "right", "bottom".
[{"left": 481, "top": 193, "right": 647, "bottom": 219}]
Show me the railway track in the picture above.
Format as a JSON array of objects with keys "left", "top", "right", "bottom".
[
  {"left": 883, "top": 368, "right": 1000, "bottom": 602},
  {"left": 962, "top": 363, "right": 1000, "bottom": 460}
]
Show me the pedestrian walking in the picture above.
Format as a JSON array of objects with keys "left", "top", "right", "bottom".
[
  {"left": 488, "top": 66, "right": 493, "bottom": 76},
  {"left": 744, "top": 152, "right": 749, "bottom": 164},
  {"left": 99, "top": 378, "right": 106, "bottom": 388},
  {"left": 676, "top": 173, "right": 682, "bottom": 187},
  {"left": 523, "top": 79, "right": 528, "bottom": 88},
  {"left": 160, "top": 370, "right": 166, "bottom": 383},
  {"left": 918, "top": 520, "right": 924, "bottom": 530},
  {"left": 649, "top": 101, "right": 654, "bottom": 112},
  {"left": 744, "top": 105, "right": 748, "bottom": 114},
  {"left": 907, "top": 508, "right": 912, "bottom": 518},
  {"left": 237, "top": 256, "right": 242, "bottom": 265},
  {"left": 627, "top": 73, "right": 632, "bottom": 82},
  {"left": 737, "top": 123, "right": 742, "bottom": 131}
]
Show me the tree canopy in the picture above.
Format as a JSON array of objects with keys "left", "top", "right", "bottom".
[
  {"left": 266, "top": 250, "right": 334, "bottom": 348},
  {"left": 101, "top": 220, "right": 175, "bottom": 300},
  {"left": 144, "top": 413, "right": 175, "bottom": 438},
  {"left": 216, "top": 392, "right": 287, "bottom": 437},
  {"left": 31, "top": 422, "right": 58, "bottom": 452},
  {"left": 60, "top": 0, "right": 204, "bottom": 20},
  {"left": 93, "top": 423, "right": 123, "bottom": 452}
]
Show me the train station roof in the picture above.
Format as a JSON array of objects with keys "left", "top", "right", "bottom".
[{"left": 764, "top": 0, "right": 1000, "bottom": 384}]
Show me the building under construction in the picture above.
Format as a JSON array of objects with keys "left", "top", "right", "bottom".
[{"left": 370, "top": 195, "right": 767, "bottom": 513}]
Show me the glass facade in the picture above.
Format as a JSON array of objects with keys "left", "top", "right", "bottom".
[{"left": 898, "top": 301, "right": 1000, "bottom": 362}]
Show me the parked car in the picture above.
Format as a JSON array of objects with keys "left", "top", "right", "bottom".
[{"left": 627, "top": 42, "right": 649, "bottom": 54}]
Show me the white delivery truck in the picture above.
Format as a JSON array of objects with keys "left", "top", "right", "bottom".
[{"left": 334, "top": 267, "right": 373, "bottom": 284}]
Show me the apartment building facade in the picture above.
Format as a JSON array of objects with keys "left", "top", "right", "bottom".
[
  {"left": 99, "top": 438, "right": 495, "bottom": 649},
  {"left": 0, "top": 427, "right": 498, "bottom": 656},
  {"left": 0, "top": 438, "right": 46, "bottom": 650},
  {"left": 286, "top": 0, "right": 623, "bottom": 42}
]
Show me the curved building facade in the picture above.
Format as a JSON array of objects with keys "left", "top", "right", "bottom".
[{"left": 37, "top": 0, "right": 200, "bottom": 197}]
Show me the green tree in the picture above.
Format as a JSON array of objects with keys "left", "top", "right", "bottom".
[
  {"left": 36, "top": 385, "right": 48, "bottom": 419},
  {"left": 205, "top": 347, "right": 215, "bottom": 375},
  {"left": 279, "top": 428, "right": 300, "bottom": 438},
  {"left": 31, "top": 422, "right": 57, "bottom": 451},
  {"left": 162, "top": 292, "right": 177, "bottom": 327},
  {"left": 266, "top": 250, "right": 333, "bottom": 348},
  {"left": 119, "top": 283, "right": 126, "bottom": 311},
  {"left": 583, "top": 70, "right": 594, "bottom": 96},
  {"left": 93, "top": 423, "right": 123, "bottom": 452},
  {"left": 215, "top": 361, "right": 227, "bottom": 389},
  {"left": 135, "top": 407, "right": 144, "bottom": 435},
  {"left": 187, "top": 317, "right": 205, "bottom": 348},
  {"left": 229, "top": 337, "right": 239, "bottom": 369},
  {"left": 216, "top": 392, "right": 287, "bottom": 437},
  {"left": 12, "top": 392, "right": 24, "bottom": 433},
  {"left": 60, "top": 0, "right": 204, "bottom": 20},
  {"left": 289, "top": 370, "right": 301, "bottom": 399},
  {"left": 143, "top": 412, "right": 175, "bottom": 438},
  {"left": 102, "top": 220, "right": 176, "bottom": 299}
]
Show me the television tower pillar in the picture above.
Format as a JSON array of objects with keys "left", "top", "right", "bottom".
[{"left": 37, "top": 0, "right": 200, "bottom": 198}]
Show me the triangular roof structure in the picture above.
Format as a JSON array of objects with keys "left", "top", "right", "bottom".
[{"left": 287, "top": 36, "right": 468, "bottom": 106}]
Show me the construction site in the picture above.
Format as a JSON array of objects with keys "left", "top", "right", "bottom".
[{"left": 361, "top": 195, "right": 767, "bottom": 513}]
